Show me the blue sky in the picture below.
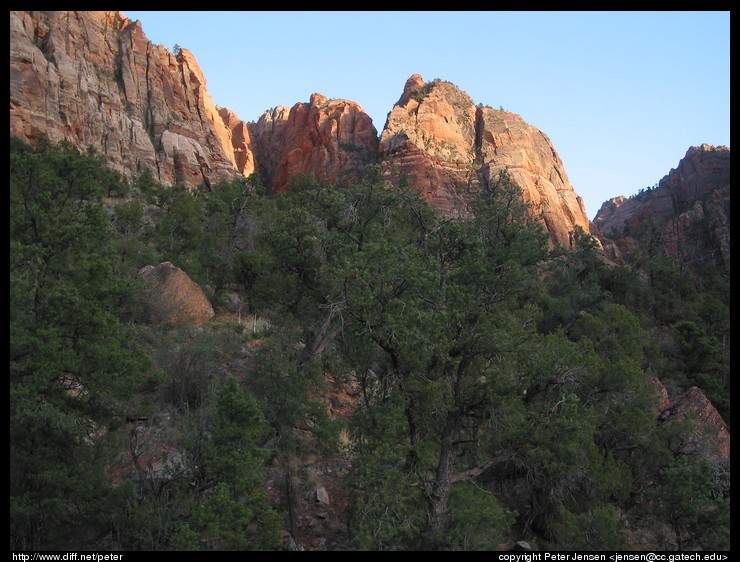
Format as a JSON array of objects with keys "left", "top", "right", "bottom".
[{"left": 122, "top": 11, "right": 730, "bottom": 220}]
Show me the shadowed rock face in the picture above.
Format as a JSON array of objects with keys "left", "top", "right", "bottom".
[
  {"left": 9, "top": 11, "right": 250, "bottom": 189},
  {"left": 593, "top": 144, "right": 730, "bottom": 272},
  {"left": 651, "top": 379, "right": 730, "bottom": 461},
  {"left": 138, "top": 262, "right": 214, "bottom": 325},
  {"left": 248, "top": 93, "right": 379, "bottom": 194},
  {"left": 379, "top": 74, "right": 592, "bottom": 248}
]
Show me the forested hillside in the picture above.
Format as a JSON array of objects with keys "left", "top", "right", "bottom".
[{"left": 10, "top": 138, "right": 730, "bottom": 551}]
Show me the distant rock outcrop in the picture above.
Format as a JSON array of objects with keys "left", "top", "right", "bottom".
[
  {"left": 9, "top": 11, "right": 251, "bottom": 189},
  {"left": 249, "top": 93, "right": 379, "bottom": 193},
  {"left": 379, "top": 74, "right": 482, "bottom": 215},
  {"left": 138, "top": 262, "right": 214, "bottom": 325},
  {"left": 593, "top": 144, "right": 730, "bottom": 272},
  {"left": 379, "top": 74, "right": 592, "bottom": 248}
]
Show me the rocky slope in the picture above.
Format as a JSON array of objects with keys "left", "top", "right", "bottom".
[{"left": 593, "top": 144, "right": 730, "bottom": 272}]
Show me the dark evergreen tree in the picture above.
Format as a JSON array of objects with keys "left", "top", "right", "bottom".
[{"left": 10, "top": 138, "right": 150, "bottom": 549}]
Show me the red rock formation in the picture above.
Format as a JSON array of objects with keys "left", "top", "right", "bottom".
[
  {"left": 248, "top": 93, "right": 379, "bottom": 193},
  {"left": 9, "top": 10, "right": 252, "bottom": 189},
  {"left": 659, "top": 144, "right": 731, "bottom": 210},
  {"left": 138, "top": 262, "right": 214, "bottom": 325},
  {"left": 593, "top": 145, "right": 730, "bottom": 271},
  {"left": 379, "top": 74, "right": 592, "bottom": 248},
  {"left": 8, "top": 15, "right": 605, "bottom": 251}
]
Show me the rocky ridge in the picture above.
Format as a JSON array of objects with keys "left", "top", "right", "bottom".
[
  {"left": 593, "top": 144, "right": 730, "bottom": 272},
  {"left": 10, "top": 11, "right": 592, "bottom": 249}
]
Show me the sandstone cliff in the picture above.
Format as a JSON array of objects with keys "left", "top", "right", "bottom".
[
  {"left": 379, "top": 74, "right": 592, "bottom": 248},
  {"left": 593, "top": 144, "right": 730, "bottom": 272},
  {"left": 9, "top": 10, "right": 251, "bottom": 189}
]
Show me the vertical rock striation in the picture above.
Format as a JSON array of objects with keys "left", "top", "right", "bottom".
[{"left": 9, "top": 10, "right": 252, "bottom": 189}]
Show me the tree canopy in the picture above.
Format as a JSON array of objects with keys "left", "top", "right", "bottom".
[{"left": 9, "top": 138, "right": 729, "bottom": 551}]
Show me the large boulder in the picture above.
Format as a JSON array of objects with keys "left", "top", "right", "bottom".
[
  {"left": 653, "top": 380, "right": 730, "bottom": 461},
  {"left": 138, "top": 262, "right": 214, "bottom": 325},
  {"left": 663, "top": 386, "right": 730, "bottom": 460}
]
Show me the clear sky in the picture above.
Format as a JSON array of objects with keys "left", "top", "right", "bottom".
[{"left": 121, "top": 11, "right": 730, "bottom": 221}]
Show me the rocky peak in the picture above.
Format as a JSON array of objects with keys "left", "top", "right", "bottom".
[
  {"left": 396, "top": 73, "right": 425, "bottom": 107},
  {"left": 658, "top": 144, "right": 730, "bottom": 215},
  {"left": 310, "top": 92, "right": 328, "bottom": 106},
  {"left": 379, "top": 74, "right": 592, "bottom": 248},
  {"left": 593, "top": 196, "right": 627, "bottom": 223}
]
